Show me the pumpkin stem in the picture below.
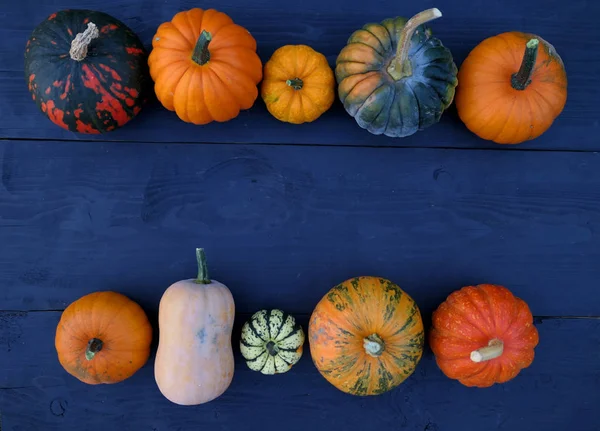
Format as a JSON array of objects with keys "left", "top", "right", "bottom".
[
  {"left": 265, "top": 341, "right": 279, "bottom": 356},
  {"left": 69, "top": 22, "right": 99, "bottom": 62},
  {"left": 363, "top": 333, "right": 385, "bottom": 357},
  {"left": 192, "top": 30, "right": 212, "bottom": 65},
  {"left": 286, "top": 78, "right": 304, "bottom": 90},
  {"left": 195, "top": 248, "right": 211, "bottom": 284},
  {"left": 470, "top": 339, "right": 504, "bottom": 362},
  {"left": 388, "top": 8, "right": 442, "bottom": 80},
  {"left": 85, "top": 338, "right": 103, "bottom": 361},
  {"left": 511, "top": 38, "right": 539, "bottom": 90}
]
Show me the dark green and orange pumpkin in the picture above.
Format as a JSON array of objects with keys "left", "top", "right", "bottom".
[
  {"left": 335, "top": 8, "right": 457, "bottom": 137},
  {"left": 308, "top": 276, "right": 424, "bottom": 395},
  {"left": 24, "top": 9, "right": 150, "bottom": 134}
]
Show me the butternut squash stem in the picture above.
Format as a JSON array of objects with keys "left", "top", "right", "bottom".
[
  {"left": 195, "top": 248, "right": 211, "bottom": 284},
  {"left": 388, "top": 8, "right": 442, "bottom": 80},
  {"left": 363, "top": 333, "right": 385, "bottom": 357},
  {"left": 192, "top": 30, "right": 212, "bottom": 65},
  {"left": 69, "top": 22, "right": 99, "bottom": 62},
  {"left": 286, "top": 78, "right": 304, "bottom": 90},
  {"left": 85, "top": 338, "right": 103, "bottom": 361},
  {"left": 511, "top": 38, "right": 539, "bottom": 90},
  {"left": 470, "top": 339, "right": 504, "bottom": 363}
]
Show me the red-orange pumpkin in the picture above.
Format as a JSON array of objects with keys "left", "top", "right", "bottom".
[{"left": 429, "top": 284, "right": 539, "bottom": 387}]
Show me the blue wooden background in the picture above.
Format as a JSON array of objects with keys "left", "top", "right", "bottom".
[{"left": 1, "top": 0, "right": 599, "bottom": 430}]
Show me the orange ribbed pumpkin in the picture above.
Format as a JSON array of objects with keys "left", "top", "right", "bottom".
[
  {"left": 455, "top": 32, "right": 567, "bottom": 144},
  {"left": 55, "top": 291, "right": 152, "bottom": 384},
  {"left": 429, "top": 284, "right": 539, "bottom": 388},
  {"left": 309, "top": 276, "right": 424, "bottom": 396},
  {"left": 261, "top": 45, "right": 335, "bottom": 124},
  {"left": 148, "top": 8, "right": 263, "bottom": 124}
]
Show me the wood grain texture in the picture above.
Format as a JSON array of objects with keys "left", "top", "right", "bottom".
[
  {"left": 0, "top": 0, "right": 598, "bottom": 149},
  {"left": 0, "top": 312, "right": 598, "bottom": 431},
  {"left": 2, "top": 140, "right": 600, "bottom": 316}
]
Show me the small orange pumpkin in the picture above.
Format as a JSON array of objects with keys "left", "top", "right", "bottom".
[
  {"left": 55, "top": 291, "right": 153, "bottom": 385},
  {"left": 429, "top": 284, "right": 539, "bottom": 388},
  {"left": 261, "top": 45, "right": 335, "bottom": 124},
  {"left": 148, "top": 8, "right": 263, "bottom": 124},
  {"left": 455, "top": 32, "right": 567, "bottom": 144},
  {"left": 309, "top": 276, "right": 424, "bottom": 396}
]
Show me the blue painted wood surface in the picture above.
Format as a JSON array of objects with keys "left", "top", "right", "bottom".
[
  {"left": 0, "top": 0, "right": 599, "bottom": 149},
  {"left": 0, "top": 0, "right": 599, "bottom": 430}
]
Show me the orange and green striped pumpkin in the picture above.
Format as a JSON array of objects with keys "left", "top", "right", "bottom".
[
  {"left": 308, "top": 276, "right": 424, "bottom": 396},
  {"left": 335, "top": 8, "right": 457, "bottom": 138}
]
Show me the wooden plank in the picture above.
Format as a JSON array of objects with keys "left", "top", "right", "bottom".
[
  {"left": 2, "top": 140, "right": 600, "bottom": 315},
  {"left": 0, "top": 0, "right": 598, "bottom": 149},
  {"left": 0, "top": 312, "right": 598, "bottom": 430}
]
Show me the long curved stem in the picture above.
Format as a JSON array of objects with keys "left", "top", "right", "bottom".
[
  {"left": 195, "top": 248, "right": 211, "bottom": 284},
  {"left": 511, "top": 38, "right": 539, "bottom": 90},
  {"left": 470, "top": 339, "right": 504, "bottom": 362},
  {"left": 387, "top": 8, "right": 442, "bottom": 80}
]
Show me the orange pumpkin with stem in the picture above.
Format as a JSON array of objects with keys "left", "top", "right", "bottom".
[
  {"left": 429, "top": 284, "right": 539, "bottom": 388},
  {"left": 148, "top": 8, "right": 263, "bottom": 124},
  {"left": 261, "top": 45, "right": 335, "bottom": 124},
  {"left": 55, "top": 291, "right": 153, "bottom": 384},
  {"left": 455, "top": 32, "right": 567, "bottom": 144},
  {"left": 309, "top": 276, "right": 424, "bottom": 396}
]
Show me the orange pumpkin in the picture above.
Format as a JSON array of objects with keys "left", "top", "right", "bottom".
[
  {"left": 148, "top": 8, "right": 263, "bottom": 124},
  {"left": 429, "top": 284, "right": 539, "bottom": 388},
  {"left": 261, "top": 45, "right": 335, "bottom": 124},
  {"left": 55, "top": 291, "right": 153, "bottom": 385},
  {"left": 455, "top": 32, "right": 567, "bottom": 144},
  {"left": 308, "top": 276, "right": 424, "bottom": 396}
]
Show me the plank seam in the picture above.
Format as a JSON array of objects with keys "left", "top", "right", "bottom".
[{"left": 1, "top": 137, "right": 598, "bottom": 154}]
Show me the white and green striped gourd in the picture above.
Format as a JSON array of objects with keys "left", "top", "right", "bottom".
[{"left": 240, "top": 309, "right": 305, "bottom": 375}]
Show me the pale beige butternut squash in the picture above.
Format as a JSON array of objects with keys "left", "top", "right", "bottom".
[{"left": 154, "top": 248, "right": 235, "bottom": 405}]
